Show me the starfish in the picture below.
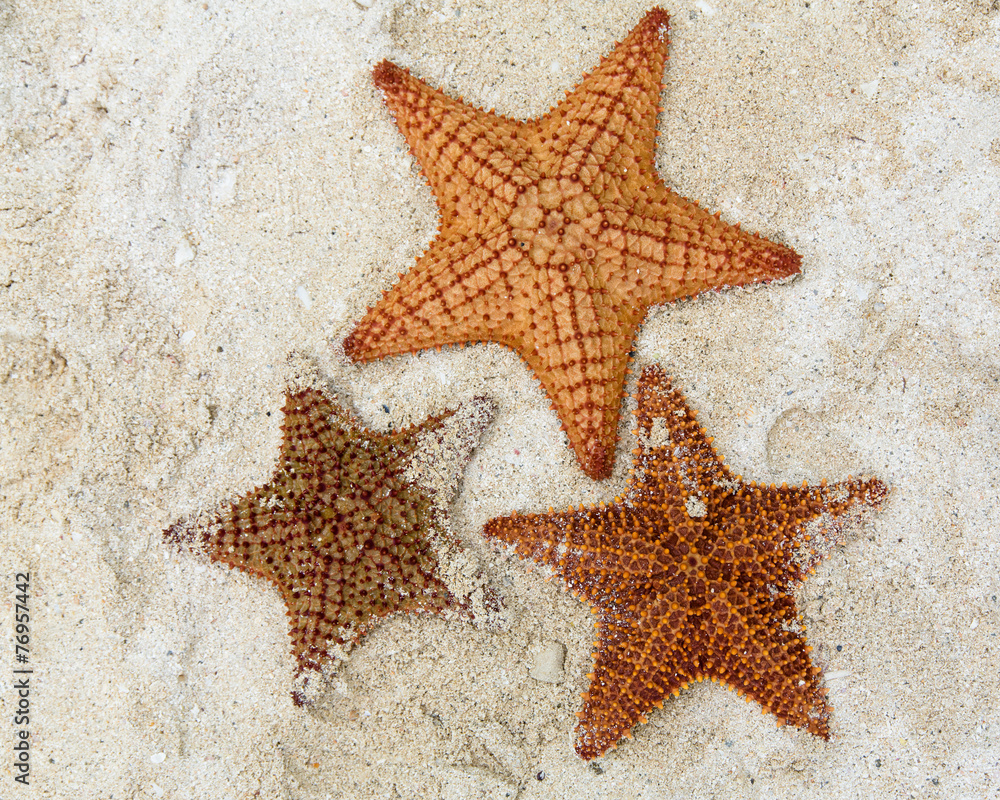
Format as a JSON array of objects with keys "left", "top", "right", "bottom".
[
  {"left": 344, "top": 8, "right": 801, "bottom": 480},
  {"left": 166, "top": 386, "right": 494, "bottom": 702},
  {"left": 483, "top": 365, "right": 887, "bottom": 760}
]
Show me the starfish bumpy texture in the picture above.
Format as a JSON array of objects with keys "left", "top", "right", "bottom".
[
  {"left": 483, "top": 365, "right": 887, "bottom": 760},
  {"left": 344, "top": 8, "right": 801, "bottom": 480},
  {"left": 166, "top": 387, "right": 494, "bottom": 702}
]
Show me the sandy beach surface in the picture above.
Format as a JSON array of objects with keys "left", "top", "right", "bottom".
[{"left": 2, "top": 0, "right": 999, "bottom": 797}]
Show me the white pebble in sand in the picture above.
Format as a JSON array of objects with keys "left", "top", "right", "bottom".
[
  {"left": 529, "top": 641, "right": 566, "bottom": 684},
  {"left": 174, "top": 239, "right": 195, "bottom": 266},
  {"left": 150, "top": 752, "right": 165, "bottom": 764},
  {"left": 211, "top": 166, "right": 236, "bottom": 205},
  {"left": 860, "top": 79, "right": 880, "bottom": 98},
  {"left": 296, "top": 285, "right": 313, "bottom": 309}
]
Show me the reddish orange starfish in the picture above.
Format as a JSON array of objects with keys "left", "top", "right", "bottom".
[
  {"left": 166, "top": 387, "right": 494, "bottom": 703},
  {"left": 483, "top": 365, "right": 887, "bottom": 760},
  {"left": 344, "top": 8, "right": 801, "bottom": 480}
]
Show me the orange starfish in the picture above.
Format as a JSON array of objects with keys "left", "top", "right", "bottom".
[
  {"left": 166, "top": 387, "right": 494, "bottom": 703},
  {"left": 344, "top": 8, "right": 801, "bottom": 480},
  {"left": 483, "top": 365, "right": 887, "bottom": 760}
]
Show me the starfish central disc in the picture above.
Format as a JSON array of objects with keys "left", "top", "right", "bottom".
[{"left": 508, "top": 179, "right": 602, "bottom": 267}]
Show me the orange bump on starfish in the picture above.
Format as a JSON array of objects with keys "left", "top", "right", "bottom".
[
  {"left": 344, "top": 8, "right": 801, "bottom": 480},
  {"left": 166, "top": 386, "right": 494, "bottom": 703},
  {"left": 483, "top": 365, "right": 888, "bottom": 760}
]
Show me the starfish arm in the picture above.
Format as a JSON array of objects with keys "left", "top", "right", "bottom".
[
  {"left": 398, "top": 395, "right": 497, "bottom": 506},
  {"left": 537, "top": 8, "right": 670, "bottom": 184},
  {"left": 344, "top": 231, "right": 515, "bottom": 360},
  {"left": 374, "top": 60, "right": 526, "bottom": 229},
  {"left": 482, "top": 507, "right": 664, "bottom": 607},
  {"left": 525, "top": 333, "right": 632, "bottom": 481},
  {"left": 731, "top": 476, "right": 889, "bottom": 589},
  {"left": 482, "top": 507, "right": 584, "bottom": 577},
  {"left": 630, "top": 364, "right": 731, "bottom": 493},
  {"left": 165, "top": 391, "right": 335, "bottom": 586},
  {"left": 517, "top": 256, "right": 638, "bottom": 479},
  {"left": 164, "top": 489, "right": 288, "bottom": 587},
  {"left": 383, "top": 402, "right": 453, "bottom": 465},
  {"left": 705, "top": 584, "right": 831, "bottom": 738},
  {"left": 274, "top": 390, "right": 348, "bottom": 489},
  {"left": 484, "top": 506, "right": 677, "bottom": 608},
  {"left": 612, "top": 186, "right": 803, "bottom": 306},
  {"left": 773, "top": 475, "right": 889, "bottom": 540},
  {"left": 575, "top": 587, "right": 695, "bottom": 760},
  {"left": 168, "top": 496, "right": 346, "bottom": 679}
]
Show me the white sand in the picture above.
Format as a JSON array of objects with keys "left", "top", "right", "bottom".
[{"left": 2, "top": 1, "right": 998, "bottom": 797}]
